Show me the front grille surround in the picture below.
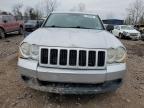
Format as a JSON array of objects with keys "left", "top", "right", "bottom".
[{"left": 39, "top": 47, "right": 107, "bottom": 70}]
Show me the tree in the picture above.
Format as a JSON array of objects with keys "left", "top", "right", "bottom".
[
  {"left": 12, "top": 3, "right": 23, "bottom": 20},
  {"left": 77, "top": 3, "right": 86, "bottom": 12},
  {"left": 24, "top": 6, "right": 43, "bottom": 20},
  {"left": 24, "top": 10, "right": 29, "bottom": 20},
  {"left": 70, "top": 3, "right": 86, "bottom": 12},
  {"left": 126, "top": 0, "right": 144, "bottom": 24},
  {"left": 29, "top": 8, "right": 36, "bottom": 20},
  {"left": 0, "top": 11, "right": 10, "bottom": 15},
  {"left": 125, "top": 15, "right": 133, "bottom": 25},
  {"left": 34, "top": 4, "right": 43, "bottom": 19},
  {"left": 45, "top": 0, "right": 58, "bottom": 15},
  {"left": 139, "top": 14, "right": 144, "bottom": 24}
]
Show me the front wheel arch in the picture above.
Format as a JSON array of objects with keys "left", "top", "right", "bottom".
[
  {"left": 18, "top": 25, "right": 24, "bottom": 35},
  {"left": 0, "top": 27, "right": 5, "bottom": 33},
  {"left": 119, "top": 33, "right": 123, "bottom": 38},
  {"left": 0, "top": 27, "right": 6, "bottom": 38}
]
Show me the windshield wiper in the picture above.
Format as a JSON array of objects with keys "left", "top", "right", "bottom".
[
  {"left": 44, "top": 25, "right": 103, "bottom": 30},
  {"left": 71, "top": 26, "right": 103, "bottom": 30},
  {"left": 44, "top": 25, "right": 63, "bottom": 28},
  {"left": 75, "top": 26, "right": 94, "bottom": 29}
]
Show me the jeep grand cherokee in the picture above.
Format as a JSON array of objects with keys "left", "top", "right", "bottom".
[{"left": 18, "top": 12, "right": 127, "bottom": 94}]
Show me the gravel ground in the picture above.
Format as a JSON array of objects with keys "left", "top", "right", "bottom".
[{"left": 0, "top": 35, "right": 144, "bottom": 108}]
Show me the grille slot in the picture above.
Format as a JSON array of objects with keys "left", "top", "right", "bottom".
[
  {"left": 41, "top": 49, "right": 48, "bottom": 64},
  {"left": 59, "top": 50, "right": 67, "bottom": 66},
  {"left": 79, "top": 50, "right": 87, "bottom": 66},
  {"left": 50, "top": 49, "right": 58, "bottom": 65},
  {"left": 40, "top": 47, "right": 106, "bottom": 69},
  {"left": 97, "top": 51, "right": 105, "bottom": 67},
  {"left": 88, "top": 51, "right": 96, "bottom": 66},
  {"left": 69, "top": 50, "right": 77, "bottom": 66}
]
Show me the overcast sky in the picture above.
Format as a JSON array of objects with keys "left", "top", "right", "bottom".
[{"left": 0, "top": 0, "right": 135, "bottom": 19}]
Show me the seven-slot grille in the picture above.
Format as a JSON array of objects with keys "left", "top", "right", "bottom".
[{"left": 40, "top": 47, "right": 106, "bottom": 69}]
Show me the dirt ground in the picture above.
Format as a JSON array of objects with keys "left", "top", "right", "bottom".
[{"left": 0, "top": 35, "right": 144, "bottom": 108}]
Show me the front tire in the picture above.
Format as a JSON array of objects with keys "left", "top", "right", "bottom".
[
  {"left": 0, "top": 28, "right": 5, "bottom": 39},
  {"left": 18, "top": 27, "right": 24, "bottom": 35},
  {"left": 119, "top": 33, "right": 123, "bottom": 39}
]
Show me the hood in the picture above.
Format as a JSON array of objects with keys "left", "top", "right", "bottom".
[{"left": 24, "top": 28, "right": 123, "bottom": 49}]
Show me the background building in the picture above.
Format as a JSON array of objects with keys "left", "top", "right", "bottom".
[{"left": 103, "top": 19, "right": 124, "bottom": 25}]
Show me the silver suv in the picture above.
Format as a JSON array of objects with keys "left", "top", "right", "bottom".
[{"left": 18, "top": 12, "right": 127, "bottom": 94}]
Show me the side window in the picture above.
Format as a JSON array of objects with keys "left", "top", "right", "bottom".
[
  {"left": 3, "top": 16, "right": 13, "bottom": 22},
  {"left": 8, "top": 16, "right": 15, "bottom": 22},
  {"left": 115, "top": 26, "right": 118, "bottom": 29},
  {"left": 11, "top": 16, "right": 16, "bottom": 21},
  {"left": 2, "top": 16, "right": 7, "bottom": 21},
  {"left": 115, "top": 26, "right": 120, "bottom": 30},
  {"left": 117, "top": 26, "right": 120, "bottom": 30},
  {"left": 3, "top": 16, "right": 9, "bottom": 22},
  {"left": 7, "top": 16, "right": 11, "bottom": 22}
]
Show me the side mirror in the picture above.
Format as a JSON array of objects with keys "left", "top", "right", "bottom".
[
  {"left": 3, "top": 20, "right": 7, "bottom": 23},
  {"left": 106, "top": 24, "right": 114, "bottom": 32}
]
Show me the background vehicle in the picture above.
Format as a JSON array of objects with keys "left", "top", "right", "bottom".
[
  {"left": 134, "top": 25, "right": 144, "bottom": 40},
  {"left": 134, "top": 25, "right": 144, "bottom": 33},
  {"left": 0, "top": 15, "right": 24, "bottom": 38},
  {"left": 141, "top": 33, "right": 144, "bottom": 41},
  {"left": 24, "top": 20, "right": 44, "bottom": 37},
  {"left": 24, "top": 20, "right": 44, "bottom": 32},
  {"left": 112, "top": 25, "right": 141, "bottom": 40},
  {"left": 18, "top": 12, "right": 127, "bottom": 94}
]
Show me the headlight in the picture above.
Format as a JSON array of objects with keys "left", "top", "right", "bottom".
[
  {"left": 30, "top": 44, "right": 39, "bottom": 60},
  {"left": 107, "top": 48, "right": 116, "bottom": 63},
  {"left": 138, "top": 33, "right": 141, "bottom": 37},
  {"left": 123, "top": 31, "right": 130, "bottom": 36},
  {"left": 127, "top": 33, "right": 130, "bottom": 36},
  {"left": 20, "top": 42, "right": 39, "bottom": 60},
  {"left": 115, "top": 47, "right": 127, "bottom": 62},
  {"left": 107, "top": 47, "right": 127, "bottom": 64},
  {"left": 20, "top": 42, "right": 31, "bottom": 58}
]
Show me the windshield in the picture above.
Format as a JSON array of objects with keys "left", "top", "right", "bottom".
[
  {"left": 121, "top": 26, "right": 134, "bottom": 30},
  {"left": 43, "top": 13, "right": 104, "bottom": 30},
  {"left": 26, "top": 20, "right": 37, "bottom": 24}
]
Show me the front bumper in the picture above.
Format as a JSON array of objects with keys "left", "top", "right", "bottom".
[
  {"left": 123, "top": 34, "right": 140, "bottom": 40},
  {"left": 21, "top": 76, "right": 122, "bottom": 94},
  {"left": 129, "top": 36, "right": 140, "bottom": 40},
  {"left": 18, "top": 58, "right": 126, "bottom": 94}
]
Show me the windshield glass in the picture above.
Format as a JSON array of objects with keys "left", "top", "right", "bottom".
[
  {"left": 43, "top": 13, "right": 104, "bottom": 30},
  {"left": 26, "top": 20, "right": 37, "bottom": 24},
  {"left": 121, "top": 26, "right": 134, "bottom": 30}
]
